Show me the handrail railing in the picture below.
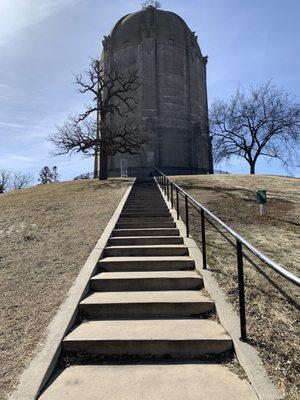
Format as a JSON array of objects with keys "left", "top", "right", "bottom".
[
  {"left": 155, "top": 167, "right": 300, "bottom": 341},
  {"left": 74, "top": 172, "right": 94, "bottom": 180}
]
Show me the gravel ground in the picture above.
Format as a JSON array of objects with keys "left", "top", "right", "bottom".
[{"left": 0, "top": 178, "right": 130, "bottom": 400}]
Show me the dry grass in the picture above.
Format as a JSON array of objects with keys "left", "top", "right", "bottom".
[
  {"left": 172, "top": 174, "right": 300, "bottom": 399},
  {"left": 0, "top": 178, "right": 130, "bottom": 400}
]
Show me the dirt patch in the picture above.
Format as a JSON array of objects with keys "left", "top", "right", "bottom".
[
  {"left": 172, "top": 174, "right": 300, "bottom": 399},
  {"left": 0, "top": 178, "right": 130, "bottom": 400}
]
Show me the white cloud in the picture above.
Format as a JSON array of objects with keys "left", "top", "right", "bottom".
[
  {"left": 9, "top": 155, "right": 35, "bottom": 162},
  {"left": 0, "top": 121, "right": 26, "bottom": 129},
  {"left": 0, "top": 0, "right": 82, "bottom": 43},
  {"left": 0, "top": 154, "right": 34, "bottom": 168}
]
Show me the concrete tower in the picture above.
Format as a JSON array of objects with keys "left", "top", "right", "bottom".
[{"left": 102, "top": 2, "right": 213, "bottom": 176}]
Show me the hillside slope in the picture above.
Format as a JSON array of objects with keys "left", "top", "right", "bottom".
[
  {"left": 0, "top": 178, "right": 130, "bottom": 400},
  {"left": 172, "top": 174, "right": 299, "bottom": 399}
]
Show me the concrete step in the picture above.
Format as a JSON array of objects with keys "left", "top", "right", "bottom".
[
  {"left": 122, "top": 211, "right": 169, "bottom": 216},
  {"left": 123, "top": 203, "right": 167, "bottom": 207},
  {"left": 122, "top": 208, "right": 169, "bottom": 212},
  {"left": 112, "top": 228, "right": 180, "bottom": 237},
  {"left": 90, "top": 271, "right": 203, "bottom": 292},
  {"left": 116, "top": 222, "right": 176, "bottom": 229},
  {"left": 127, "top": 193, "right": 162, "bottom": 195},
  {"left": 120, "top": 213, "right": 171, "bottom": 218},
  {"left": 98, "top": 256, "right": 195, "bottom": 272},
  {"left": 125, "top": 199, "right": 165, "bottom": 203},
  {"left": 123, "top": 202, "right": 166, "bottom": 205},
  {"left": 118, "top": 217, "right": 173, "bottom": 224},
  {"left": 104, "top": 245, "right": 188, "bottom": 257},
  {"left": 108, "top": 236, "right": 183, "bottom": 246},
  {"left": 122, "top": 211, "right": 169, "bottom": 215},
  {"left": 126, "top": 199, "right": 165, "bottom": 202},
  {"left": 123, "top": 203, "right": 167, "bottom": 208},
  {"left": 62, "top": 319, "right": 232, "bottom": 358},
  {"left": 127, "top": 192, "right": 162, "bottom": 195},
  {"left": 124, "top": 204, "right": 167, "bottom": 208},
  {"left": 124, "top": 202, "right": 166, "bottom": 206},
  {"left": 39, "top": 363, "right": 258, "bottom": 400},
  {"left": 79, "top": 291, "right": 215, "bottom": 318}
]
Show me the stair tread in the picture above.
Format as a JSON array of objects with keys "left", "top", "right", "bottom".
[
  {"left": 112, "top": 228, "right": 180, "bottom": 237},
  {"left": 99, "top": 256, "right": 193, "bottom": 263},
  {"left": 119, "top": 216, "right": 172, "bottom": 219},
  {"left": 91, "top": 271, "right": 202, "bottom": 280},
  {"left": 113, "top": 228, "right": 179, "bottom": 233},
  {"left": 39, "top": 364, "right": 257, "bottom": 400},
  {"left": 80, "top": 291, "right": 212, "bottom": 305},
  {"left": 117, "top": 223, "right": 175, "bottom": 227},
  {"left": 63, "top": 319, "right": 231, "bottom": 342},
  {"left": 108, "top": 237, "right": 183, "bottom": 246},
  {"left": 105, "top": 245, "right": 187, "bottom": 249},
  {"left": 110, "top": 236, "right": 181, "bottom": 239},
  {"left": 121, "top": 213, "right": 171, "bottom": 215}
]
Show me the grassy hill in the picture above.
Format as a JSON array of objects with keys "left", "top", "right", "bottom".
[
  {"left": 0, "top": 178, "right": 130, "bottom": 400},
  {"left": 172, "top": 174, "right": 299, "bottom": 399},
  {"left": 1, "top": 174, "right": 298, "bottom": 399}
]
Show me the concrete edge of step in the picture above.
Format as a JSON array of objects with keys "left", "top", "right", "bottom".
[
  {"left": 9, "top": 179, "right": 135, "bottom": 400},
  {"left": 156, "top": 178, "right": 282, "bottom": 400}
]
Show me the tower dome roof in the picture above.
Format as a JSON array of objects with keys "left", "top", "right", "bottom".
[{"left": 109, "top": 6, "right": 202, "bottom": 57}]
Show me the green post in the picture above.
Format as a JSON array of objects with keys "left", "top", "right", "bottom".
[{"left": 256, "top": 190, "right": 267, "bottom": 215}]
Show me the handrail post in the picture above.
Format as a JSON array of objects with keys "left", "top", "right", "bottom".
[
  {"left": 176, "top": 187, "right": 179, "bottom": 220},
  {"left": 236, "top": 239, "right": 247, "bottom": 342},
  {"left": 185, "top": 194, "right": 189, "bottom": 237},
  {"left": 170, "top": 183, "right": 174, "bottom": 208},
  {"left": 167, "top": 179, "right": 170, "bottom": 201},
  {"left": 201, "top": 209, "right": 207, "bottom": 270}
]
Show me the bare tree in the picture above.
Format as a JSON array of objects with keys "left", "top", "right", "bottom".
[
  {"left": 12, "top": 172, "right": 34, "bottom": 190},
  {"left": 50, "top": 117, "right": 143, "bottom": 159},
  {"left": 0, "top": 170, "right": 12, "bottom": 192},
  {"left": 210, "top": 82, "right": 300, "bottom": 174},
  {"left": 49, "top": 58, "right": 143, "bottom": 180},
  {"left": 50, "top": 118, "right": 96, "bottom": 156}
]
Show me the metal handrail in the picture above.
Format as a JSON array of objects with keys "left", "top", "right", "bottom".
[
  {"left": 155, "top": 167, "right": 300, "bottom": 341},
  {"left": 155, "top": 168, "right": 299, "bottom": 287}
]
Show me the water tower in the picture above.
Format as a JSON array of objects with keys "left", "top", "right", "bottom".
[{"left": 101, "top": 1, "right": 213, "bottom": 176}]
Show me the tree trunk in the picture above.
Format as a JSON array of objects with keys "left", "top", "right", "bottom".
[
  {"left": 98, "top": 107, "right": 108, "bottom": 180},
  {"left": 95, "top": 85, "right": 101, "bottom": 179},
  {"left": 250, "top": 162, "right": 256, "bottom": 174},
  {"left": 93, "top": 149, "right": 99, "bottom": 179},
  {"left": 99, "top": 148, "right": 108, "bottom": 180}
]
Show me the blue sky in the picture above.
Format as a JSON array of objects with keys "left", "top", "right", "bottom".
[{"left": 0, "top": 0, "right": 299, "bottom": 180}]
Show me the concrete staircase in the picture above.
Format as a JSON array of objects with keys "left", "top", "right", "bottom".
[{"left": 39, "top": 178, "right": 257, "bottom": 399}]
